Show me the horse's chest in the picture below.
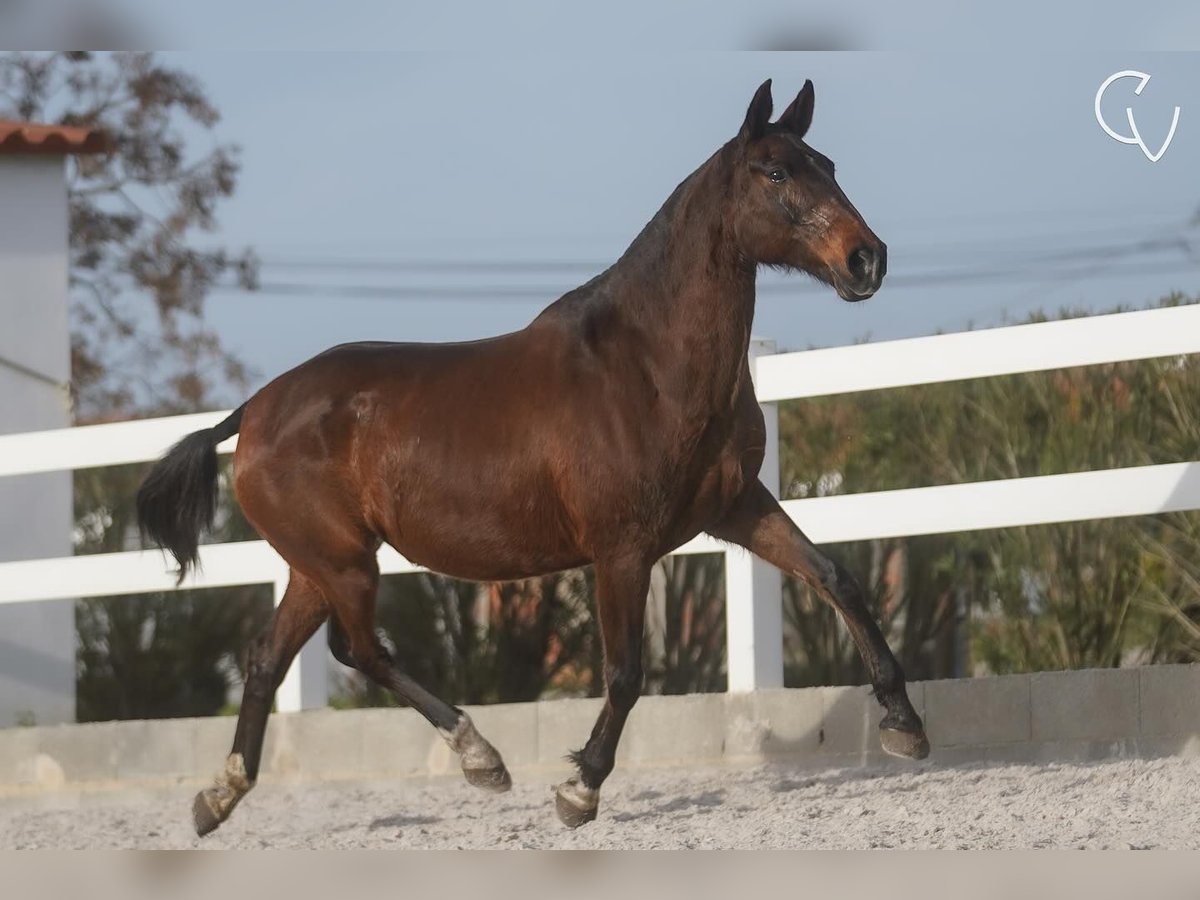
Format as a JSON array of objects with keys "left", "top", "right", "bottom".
[
  {"left": 666, "top": 414, "right": 765, "bottom": 535},
  {"left": 690, "top": 440, "right": 752, "bottom": 513}
]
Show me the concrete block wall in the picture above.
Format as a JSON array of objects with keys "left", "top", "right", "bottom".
[{"left": 3, "top": 665, "right": 1200, "bottom": 797}]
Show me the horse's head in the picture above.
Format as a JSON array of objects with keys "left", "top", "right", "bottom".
[{"left": 728, "top": 79, "right": 886, "bottom": 302}]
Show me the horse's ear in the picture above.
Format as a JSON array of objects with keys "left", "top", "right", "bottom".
[
  {"left": 739, "top": 79, "right": 773, "bottom": 142},
  {"left": 777, "top": 80, "right": 815, "bottom": 138}
]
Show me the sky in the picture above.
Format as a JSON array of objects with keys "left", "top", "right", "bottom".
[{"left": 161, "top": 50, "right": 1200, "bottom": 389}]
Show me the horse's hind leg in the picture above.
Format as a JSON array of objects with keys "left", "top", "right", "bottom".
[
  {"left": 192, "top": 570, "right": 327, "bottom": 836},
  {"left": 320, "top": 561, "right": 512, "bottom": 793}
]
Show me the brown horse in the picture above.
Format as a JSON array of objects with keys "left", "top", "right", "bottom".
[{"left": 137, "top": 78, "right": 926, "bottom": 837}]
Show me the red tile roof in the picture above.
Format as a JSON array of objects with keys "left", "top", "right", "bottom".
[{"left": 0, "top": 120, "right": 110, "bottom": 156}]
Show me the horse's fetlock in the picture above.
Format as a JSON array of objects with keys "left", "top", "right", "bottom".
[
  {"left": 193, "top": 753, "right": 255, "bottom": 836},
  {"left": 442, "top": 714, "right": 512, "bottom": 793}
]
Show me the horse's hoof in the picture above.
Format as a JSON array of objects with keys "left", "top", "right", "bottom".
[
  {"left": 192, "top": 754, "right": 252, "bottom": 837},
  {"left": 880, "top": 726, "right": 930, "bottom": 760},
  {"left": 444, "top": 715, "right": 511, "bottom": 793},
  {"left": 464, "top": 762, "right": 513, "bottom": 793},
  {"left": 192, "top": 790, "right": 223, "bottom": 837},
  {"left": 554, "top": 779, "right": 599, "bottom": 829}
]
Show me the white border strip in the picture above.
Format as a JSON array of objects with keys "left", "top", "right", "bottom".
[
  {"left": 2, "top": 462, "right": 1195, "bottom": 605},
  {"left": 3, "top": 306, "right": 1199, "bottom": 479},
  {"left": 784, "top": 461, "right": 1200, "bottom": 544},
  {"left": 0, "top": 411, "right": 236, "bottom": 477},
  {"left": 0, "top": 541, "right": 427, "bottom": 605},
  {"left": 753, "top": 304, "right": 1200, "bottom": 402}
]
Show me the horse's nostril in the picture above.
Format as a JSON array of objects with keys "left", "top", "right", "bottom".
[{"left": 847, "top": 246, "right": 876, "bottom": 283}]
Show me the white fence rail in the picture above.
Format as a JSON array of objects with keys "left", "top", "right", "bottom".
[{"left": 2, "top": 305, "right": 1199, "bottom": 711}]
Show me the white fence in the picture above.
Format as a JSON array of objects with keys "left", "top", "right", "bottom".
[{"left": 2, "top": 304, "right": 1200, "bottom": 712}]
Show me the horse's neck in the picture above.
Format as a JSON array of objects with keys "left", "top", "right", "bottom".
[{"left": 609, "top": 158, "right": 756, "bottom": 411}]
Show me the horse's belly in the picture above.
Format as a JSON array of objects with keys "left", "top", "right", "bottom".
[
  {"left": 377, "top": 483, "right": 588, "bottom": 582},
  {"left": 391, "top": 538, "right": 589, "bottom": 582}
]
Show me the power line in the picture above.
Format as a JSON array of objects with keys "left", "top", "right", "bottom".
[
  {"left": 256, "top": 225, "right": 1191, "bottom": 275},
  {"left": 248, "top": 207, "right": 1185, "bottom": 260},
  {"left": 251, "top": 218, "right": 1197, "bottom": 282},
  {"left": 209, "top": 223, "right": 1199, "bottom": 305},
  {"left": 232, "top": 258, "right": 1197, "bottom": 305},
  {"left": 0, "top": 353, "right": 69, "bottom": 391},
  {"left": 934, "top": 216, "right": 1200, "bottom": 332},
  {"left": 260, "top": 258, "right": 606, "bottom": 275}
]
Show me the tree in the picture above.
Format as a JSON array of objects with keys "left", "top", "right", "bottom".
[
  {"left": 1, "top": 51, "right": 263, "bottom": 721},
  {"left": 645, "top": 554, "right": 727, "bottom": 694},
  {"left": 335, "top": 569, "right": 602, "bottom": 708},
  {"left": 0, "top": 51, "right": 257, "bottom": 421},
  {"left": 71, "top": 460, "right": 270, "bottom": 722},
  {"left": 776, "top": 294, "right": 1200, "bottom": 684},
  {"left": 333, "top": 554, "right": 731, "bottom": 708}
]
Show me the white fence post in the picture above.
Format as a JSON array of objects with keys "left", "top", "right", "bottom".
[
  {"left": 271, "top": 573, "right": 329, "bottom": 712},
  {"left": 724, "top": 338, "right": 785, "bottom": 692}
]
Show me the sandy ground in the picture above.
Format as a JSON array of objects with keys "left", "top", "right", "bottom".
[{"left": 4, "top": 756, "right": 1200, "bottom": 849}]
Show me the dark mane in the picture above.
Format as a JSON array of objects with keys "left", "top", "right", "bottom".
[{"left": 532, "top": 145, "right": 738, "bottom": 360}]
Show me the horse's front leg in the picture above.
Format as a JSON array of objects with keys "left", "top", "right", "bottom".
[
  {"left": 555, "top": 549, "right": 651, "bottom": 827},
  {"left": 709, "top": 479, "right": 929, "bottom": 759}
]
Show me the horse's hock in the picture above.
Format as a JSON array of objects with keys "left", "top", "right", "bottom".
[{"left": 3, "top": 665, "right": 1200, "bottom": 795}]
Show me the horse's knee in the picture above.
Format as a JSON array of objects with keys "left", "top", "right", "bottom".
[
  {"left": 813, "top": 555, "right": 852, "bottom": 600},
  {"left": 346, "top": 634, "right": 392, "bottom": 684},
  {"left": 327, "top": 625, "right": 357, "bottom": 670}
]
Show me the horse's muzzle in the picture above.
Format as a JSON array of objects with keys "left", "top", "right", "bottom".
[{"left": 838, "top": 242, "right": 887, "bottom": 301}]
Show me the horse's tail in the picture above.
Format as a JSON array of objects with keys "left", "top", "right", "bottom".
[{"left": 137, "top": 404, "right": 246, "bottom": 583}]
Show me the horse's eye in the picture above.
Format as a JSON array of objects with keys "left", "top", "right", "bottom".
[{"left": 767, "top": 168, "right": 788, "bottom": 184}]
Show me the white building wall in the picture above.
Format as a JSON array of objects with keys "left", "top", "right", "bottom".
[{"left": 0, "top": 155, "right": 75, "bottom": 726}]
